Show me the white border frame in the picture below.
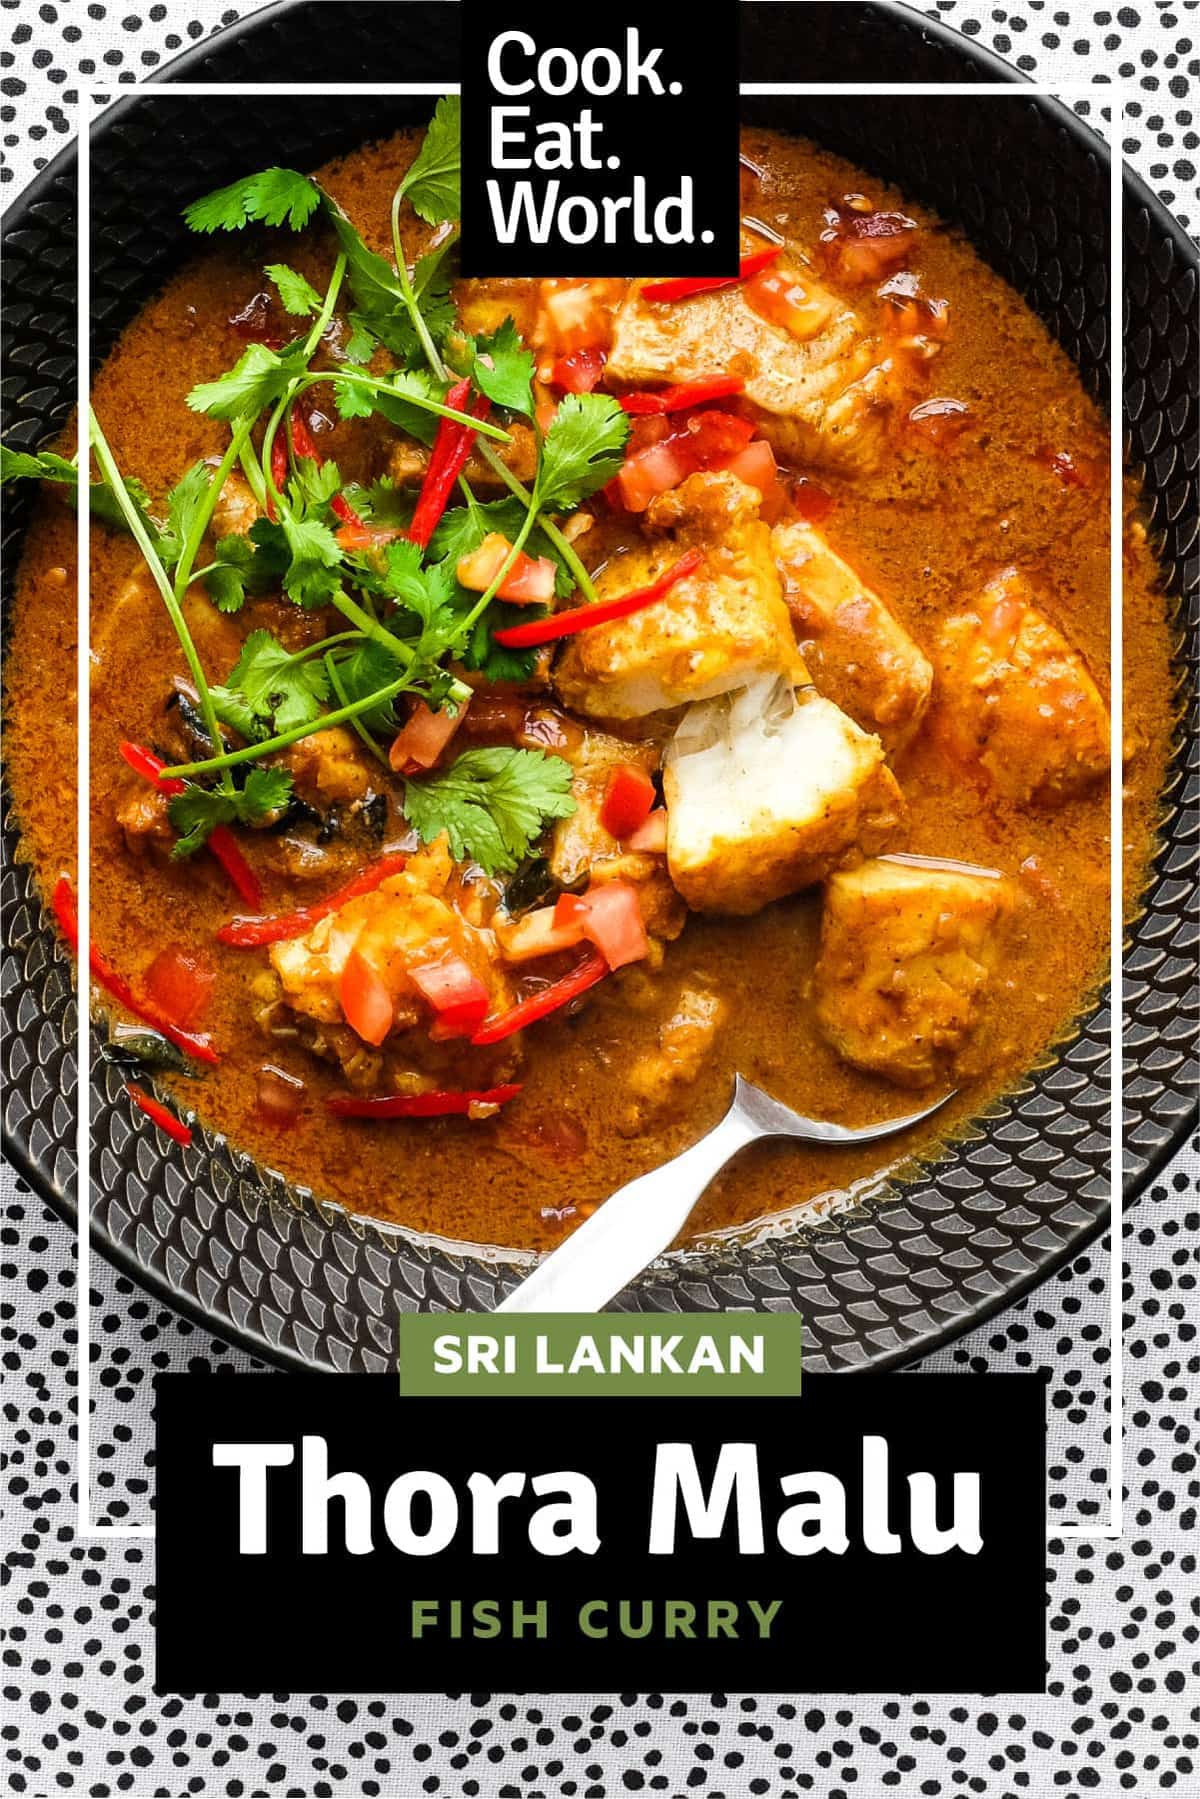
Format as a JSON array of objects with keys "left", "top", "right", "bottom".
[{"left": 74, "top": 79, "right": 1124, "bottom": 1542}]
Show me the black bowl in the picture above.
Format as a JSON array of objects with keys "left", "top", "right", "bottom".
[{"left": 2, "top": 1, "right": 1196, "bottom": 1371}]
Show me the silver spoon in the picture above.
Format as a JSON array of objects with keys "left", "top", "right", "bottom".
[{"left": 495, "top": 1074, "right": 955, "bottom": 1314}]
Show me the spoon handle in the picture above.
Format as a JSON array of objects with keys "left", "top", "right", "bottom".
[{"left": 495, "top": 1101, "right": 760, "bottom": 1314}]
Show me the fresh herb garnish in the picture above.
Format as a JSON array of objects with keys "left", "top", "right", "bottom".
[
  {"left": 403, "top": 747, "right": 576, "bottom": 876},
  {"left": 168, "top": 765, "right": 293, "bottom": 856},
  {"left": 1, "top": 443, "right": 162, "bottom": 544},
  {"left": 266, "top": 262, "right": 323, "bottom": 317},
  {"left": 183, "top": 166, "right": 321, "bottom": 234}
]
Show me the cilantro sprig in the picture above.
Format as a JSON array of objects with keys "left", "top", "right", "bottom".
[
  {"left": 168, "top": 766, "right": 293, "bottom": 857},
  {"left": 403, "top": 747, "right": 576, "bottom": 876}
]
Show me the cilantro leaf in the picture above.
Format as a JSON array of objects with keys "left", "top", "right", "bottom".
[
  {"left": 187, "top": 341, "right": 306, "bottom": 421},
  {"left": 470, "top": 317, "right": 534, "bottom": 417},
  {"left": 369, "top": 368, "right": 447, "bottom": 445},
  {"left": 209, "top": 684, "right": 267, "bottom": 741},
  {"left": 322, "top": 191, "right": 455, "bottom": 366},
  {"left": 378, "top": 540, "right": 459, "bottom": 647},
  {"left": 266, "top": 262, "right": 322, "bottom": 316},
  {"left": 183, "top": 168, "right": 321, "bottom": 234},
  {"left": 399, "top": 95, "right": 461, "bottom": 225},
  {"left": 339, "top": 478, "right": 416, "bottom": 531},
  {"left": 329, "top": 638, "right": 408, "bottom": 734},
  {"left": 157, "top": 460, "right": 212, "bottom": 569},
  {"left": 168, "top": 766, "right": 293, "bottom": 856},
  {"left": 290, "top": 456, "right": 342, "bottom": 509},
  {"left": 536, "top": 393, "right": 629, "bottom": 513},
  {"left": 340, "top": 313, "right": 380, "bottom": 366},
  {"left": 333, "top": 380, "right": 376, "bottom": 422},
  {"left": 459, "top": 603, "right": 546, "bottom": 684},
  {"left": 280, "top": 512, "right": 343, "bottom": 609},
  {"left": 322, "top": 201, "right": 413, "bottom": 355},
  {"left": 1, "top": 445, "right": 78, "bottom": 484},
  {"left": 402, "top": 746, "right": 575, "bottom": 876},
  {"left": 225, "top": 629, "right": 331, "bottom": 733},
  {"left": 202, "top": 534, "right": 256, "bottom": 614},
  {"left": 1, "top": 443, "right": 163, "bottom": 544}
]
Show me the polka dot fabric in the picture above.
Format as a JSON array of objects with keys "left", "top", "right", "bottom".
[{"left": 3, "top": 2, "right": 1198, "bottom": 1792}]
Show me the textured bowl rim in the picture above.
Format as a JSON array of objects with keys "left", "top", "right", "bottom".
[{"left": 3, "top": 0, "right": 1197, "bottom": 1371}]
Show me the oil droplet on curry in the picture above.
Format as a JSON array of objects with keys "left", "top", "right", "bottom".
[{"left": 5, "top": 125, "right": 1176, "bottom": 1253}]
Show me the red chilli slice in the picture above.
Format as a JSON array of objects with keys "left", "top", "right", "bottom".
[
  {"left": 326, "top": 1084, "right": 523, "bottom": 1119},
  {"left": 126, "top": 1082, "right": 193, "bottom": 1147},
  {"left": 216, "top": 851, "right": 410, "bottom": 947},
  {"left": 492, "top": 549, "right": 703, "bottom": 651},
  {"left": 470, "top": 948, "right": 610, "bottom": 1045},
  {"left": 51, "top": 876, "right": 219, "bottom": 1065},
  {"left": 619, "top": 376, "right": 746, "bottom": 415},
  {"left": 119, "top": 741, "right": 262, "bottom": 910},
  {"left": 640, "top": 248, "right": 781, "bottom": 305}
]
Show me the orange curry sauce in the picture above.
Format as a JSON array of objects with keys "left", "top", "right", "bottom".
[{"left": 5, "top": 128, "right": 1176, "bottom": 1250}]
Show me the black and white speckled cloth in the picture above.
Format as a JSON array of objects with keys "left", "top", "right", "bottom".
[{"left": 3, "top": 2, "right": 1198, "bottom": 1793}]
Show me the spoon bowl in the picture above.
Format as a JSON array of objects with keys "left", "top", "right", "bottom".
[{"left": 496, "top": 1076, "right": 955, "bottom": 1314}]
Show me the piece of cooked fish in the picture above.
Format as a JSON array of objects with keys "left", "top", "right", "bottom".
[
  {"left": 934, "top": 568, "right": 1110, "bottom": 805},
  {"left": 606, "top": 258, "right": 897, "bottom": 472},
  {"left": 813, "top": 854, "right": 1015, "bottom": 1087},
  {"left": 555, "top": 471, "right": 805, "bottom": 722},
  {"left": 772, "top": 519, "right": 932, "bottom": 753},
  {"left": 663, "top": 677, "right": 906, "bottom": 914}
]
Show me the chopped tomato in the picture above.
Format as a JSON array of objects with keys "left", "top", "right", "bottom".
[
  {"left": 496, "top": 905, "right": 587, "bottom": 963},
  {"left": 456, "top": 532, "right": 557, "bottom": 605},
  {"left": 743, "top": 268, "right": 835, "bottom": 341},
  {"left": 615, "top": 408, "right": 758, "bottom": 512},
  {"left": 330, "top": 492, "right": 402, "bottom": 555},
  {"left": 410, "top": 953, "right": 491, "bottom": 1040},
  {"left": 335, "top": 518, "right": 402, "bottom": 554},
  {"left": 615, "top": 437, "right": 696, "bottom": 511},
  {"left": 623, "top": 808, "right": 668, "bottom": 853},
  {"left": 339, "top": 949, "right": 394, "bottom": 1046},
  {"left": 549, "top": 347, "right": 607, "bottom": 393},
  {"left": 725, "top": 438, "right": 777, "bottom": 495},
  {"left": 143, "top": 947, "right": 215, "bottom": 1029},
  {"left": 599, "top": 764, "right": 656, "bottom": 839},
  {"left": 555, "top": 881, "right": 648, "bottom": 971},
  {"left": 389, "top": 697, "right": 469, "bottom": 774}
]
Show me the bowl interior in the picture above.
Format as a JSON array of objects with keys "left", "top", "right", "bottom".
[{"left": 1, "top": 0, "right": 1196, "bottom": 1372}]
